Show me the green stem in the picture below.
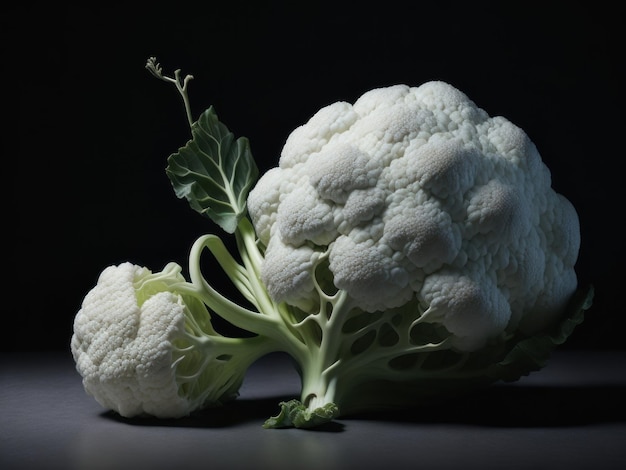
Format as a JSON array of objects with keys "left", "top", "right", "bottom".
[
  {"left": 296, "top": 290, "right": 353, "bottom": 410},
  {"left": 235, "top": 217, "right": 309, "bottom": 347},
  {"left": 187, "top": 228, "right": 309, "bottom": 364},
  {"left": 234, "top": 218, "right": 274, "bottom": 314},
  {"left": 195, "top": 233, "right": 256, "bottom": 305},
  {"left": 186, "top": 237, "right": 278, "bottom": 338},
  {"left": 173, "top": 69, "right": 194, "bottom": 128},
  {"left": 145, "top": 58, "right": 194, "bottom": 129}
]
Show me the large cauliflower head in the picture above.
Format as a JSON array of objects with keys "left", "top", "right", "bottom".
[{"left": 247, "top": 81, "right": 580, "bottom": 351}]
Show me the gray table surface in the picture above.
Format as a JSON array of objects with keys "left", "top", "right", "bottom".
[{"left": 2, "top": 350, "right": 625, "bottom": 470}]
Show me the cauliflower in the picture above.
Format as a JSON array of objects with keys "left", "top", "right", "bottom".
[
  {"left": 71, "top": 261, "right": 275, "bottom": 418},
  {"left": 71, "top": 59, "right": 592, "bottom": 429},
  {"left": 247, "top": 81, "right": 580, "bottom": 352}
]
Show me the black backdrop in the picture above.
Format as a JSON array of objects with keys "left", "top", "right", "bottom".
[{"left": 9, "top": 2, "right": 624, "bottom": 351}]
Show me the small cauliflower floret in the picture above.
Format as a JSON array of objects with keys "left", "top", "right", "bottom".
[
  {"left": 465, "top": 179, "right": 528, "bottom": 241},
  {"left": 352, "top": 84, "right": 412, "bottom": 115},
  {"left": 280, "top": 101, "right": 358, "bottom": 167},
  {"left": 246, "top": 167, "right": 285, "bottom": 243},
  {"left": 408, "top": 136, "right": 481, "bottom": 199},
  {"left": 248, "top": 80, "right": 581, "bottom": 353},
  {"left": 276, "top": 182, "right": 335, "bottom": 246},
  {"left": 71, "top": 262, "right": 267, "bottom": 419},
  {"left": 330, "top": 234, "right": 415, "bottom": 312},
  {"left": 339, "top": 187, "right": 387, "bottom": 229},
  {"left": 384, "top": 199, "right": 461, "bottom": 271},
  {"left": 309, "top": 143, "right": 381, "bottom": 203},
  {"left": 419, "top": 269, "right": 512, "bottom": 351},
  {"left": 260, "top": 235, "right": 323, "bottom": 309},
  {"left": 71, "top": 263, "right": 192, "bottom": 418},
  {"left": 543, "top": 193, "right": 581, "bottom": 266}
]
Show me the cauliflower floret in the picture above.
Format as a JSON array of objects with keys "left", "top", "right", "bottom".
[
  {"left": 71, "top": 262, "right": 259, "bottom": 418},
  {"left": 276, "top": 182, "right": 335, "bottom": 246},
  {"left": 309, "top": 143, "right": 382, "bottom": 203},
  {"left": 384, "top": 198, "right": 462, "bottom": 272},
  {"left": 419, "top": 269, "right": 511, "bottom": 351},
  {"left": 245, "top": 167, "right": 285, "bottom": 244},
  {"left": 247, "top": 81, "right": 580, "bottom": 352},
  {"left": 260, "top": 235, "right": 324, "bottom": 309},
  {"left": 404, "top": 136, "right": 482, "bottom": 199},
  {"left": 71, "top": 263, "right": 193, "bottom": 418},
  {"left": 280, "top": 101, "right": 359, "bottom": 167},
  {"left": 329, "top": 233, "right": 415, "bottom": 312}
]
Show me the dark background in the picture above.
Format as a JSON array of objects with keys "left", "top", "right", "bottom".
[{"left": 8, "top": 2, "right": 624, "bottom": 352}]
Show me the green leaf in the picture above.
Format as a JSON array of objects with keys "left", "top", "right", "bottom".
[
  {"left": 263, "top": 399, "right": 340, "bottom": 429},
  {"left": 487, "top": 284, "right": 594, "bottom": 382},
  {"left": 166, "top": 106, "right": 259, "bottom": 233}
]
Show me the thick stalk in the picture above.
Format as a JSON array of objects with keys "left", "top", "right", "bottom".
[
  {"left": 297, "top": 290, "right": 353, "bottom": 411},
  {"left": 234, "top": 217, "right": 311, "bottom": 363},
  {"left": 187, "top": 222, "right": 309, "bottom": 366},
  {"left": 186, "top": 236, "right": 279, "bottom": 339},
  {"left": 234, "top": 218, "right": 278, "bottom": 316}
]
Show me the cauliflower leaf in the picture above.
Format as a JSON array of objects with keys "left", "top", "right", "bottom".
[{"left": 167, "top": 106, "right": 259, "bottom": 234}]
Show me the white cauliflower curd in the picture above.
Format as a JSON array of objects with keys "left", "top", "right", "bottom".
[
  {"left": 71, "top": 262, "right": 273, "bottom": 418},
  {"left": 248, "top": 81, "right": 580, "bottom": 352}
]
